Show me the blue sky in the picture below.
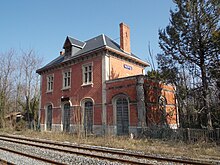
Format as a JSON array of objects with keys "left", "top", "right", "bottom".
[{"left": 0, "top": 0, "right": 175, "bottom": 68}]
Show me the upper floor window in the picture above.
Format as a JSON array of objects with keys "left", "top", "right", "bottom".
[
  {"left": 63, "top": 70, "right": 71, "bottom": 89},
  {"left": 47, "top": 75, "right": 54, "bottom": 92},
  {"left": 82, "top": 63, "right": 93, "bottom": 85}
]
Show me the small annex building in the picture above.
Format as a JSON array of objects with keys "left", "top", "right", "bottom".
[{"left": 36, "top": 23, "right": 178, "bottom": 136}]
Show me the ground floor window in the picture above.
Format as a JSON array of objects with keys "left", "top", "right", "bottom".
[
  {"left": 46, "top": 105, "right": 52, "bottom": 131},
  {"left": 115, "top": 96, "right": 129, "bottom": 135},
  {"left": 159, "top": 96, "right": 167, "bottom": 125},
  {"left": 63, "top": 103, "right": 70, "bottom": 132},
  {"left": 82, "top": 99, "right": 93, "bottom": 134}
]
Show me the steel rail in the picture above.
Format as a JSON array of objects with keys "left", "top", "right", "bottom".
[
  {"left": 0, "top": 134, "right": 216, "bottom": 165},
  {"left": 0, "top": 158, "right": 16, "bottom": 165},
  {"left": 0, "top": 146, "right": 66, "bottom": 165}
]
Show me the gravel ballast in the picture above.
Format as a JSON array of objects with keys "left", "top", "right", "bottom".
[{"left": 0, "top": 140, "right": 125, "bottom": 165}]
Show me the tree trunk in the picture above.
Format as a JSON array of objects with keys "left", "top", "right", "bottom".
[
  {"left": 26, "top": 96, "right": 31, "bottom": 128},
  {"left": 200, "top": 64, "right": 212, "bottom": 129}
]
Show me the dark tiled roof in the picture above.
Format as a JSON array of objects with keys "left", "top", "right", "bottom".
[
  {"left": 36, "top": 34, "right": 148, "bottom": 73},
  {"left": 37, "top": 55, "right": 64, "bottom": 71},
  {"left": 104, "top": 35, "right": 140, "bottom": 59},
  {"left": 105, "top": 35, "right": 121, "bottom": 51},
  {"left": 74, "top": 34, "right": 105, "bottom": 56}
]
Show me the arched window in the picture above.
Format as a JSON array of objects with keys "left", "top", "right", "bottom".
[
  {"left": 159, "top": 96, "right": 167, "bottom": 125},
  {"left": 83, "top": 100, "right": 93, "bottom": 134},
  {"left": 46, "top": 105, "right": 52, "bottom": 131},
  {"left": 63, "top": 103, "right": 70, "bottom": 132},
  {"left": 113, "top": 95, "right": 129, "bottom": 135}
]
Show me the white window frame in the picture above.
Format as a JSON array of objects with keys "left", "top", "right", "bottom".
[
  {"left": 82, "top": 63, "right": 93, "bottom": 85},
  {"left": 62, "top": 69, "right": 71, "bottom": 89},
  {"left": 47, "top": 74, "right": 54, "bottom": 92}
]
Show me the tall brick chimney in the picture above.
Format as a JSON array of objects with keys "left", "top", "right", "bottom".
[{"left": 120, "top": 22, "right": 131, "bottom": 54}]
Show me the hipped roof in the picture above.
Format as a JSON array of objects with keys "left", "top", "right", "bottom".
[{"left": 36, "top": 34, "right": 149, "bottom": 74}]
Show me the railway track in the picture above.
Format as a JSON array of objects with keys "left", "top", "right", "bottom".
[
  {"left": 0, "top": 146, "right": 65, "bottom": 165},
  {"left": 0, "top": 134, "right": 217, "bottom": 165}
]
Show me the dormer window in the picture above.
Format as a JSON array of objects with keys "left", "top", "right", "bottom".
[
  {"left": 65, "top": 46, "right": 72, "bottom": 57},
  {"left": 63, "top": 36, "right": 85, "bottom": 58}
]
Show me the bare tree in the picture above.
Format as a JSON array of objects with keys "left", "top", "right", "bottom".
[
  {"left": 19, "top": 49, "right": 42, "bottom": 129},
  {"left": 0, "top": 50, "right": 16, "bottom": 128}
]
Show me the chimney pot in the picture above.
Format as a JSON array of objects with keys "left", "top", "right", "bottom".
[{"left": 60, "top": 51, "right": 64, "bottom": 56}]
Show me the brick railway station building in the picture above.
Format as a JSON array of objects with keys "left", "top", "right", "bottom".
[{"left": 37, "top": 23, "right": 178, "bottom": 136}]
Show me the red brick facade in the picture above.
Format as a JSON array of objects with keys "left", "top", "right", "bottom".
[
  {"left": 109, "top": 55, "right": 144, "bottom": 79},
  {"left": 106, "top": 76, "right": 178, "bottom": 132},
  {"left": 37, "top": 23, "right": 178, "bottom": 135},
  {"left": 41, "top": 55, "right": 103, "bottom": 107}
]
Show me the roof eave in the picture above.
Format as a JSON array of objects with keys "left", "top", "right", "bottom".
[
  {"left": 36, "top": 45, "right": 150, "bottom": 75},
  {"left": 105, "top": 46, "right": 150, "bottom": 67},
  {"left": 36, "top": 46, "right": 107, "bottom": 75}
]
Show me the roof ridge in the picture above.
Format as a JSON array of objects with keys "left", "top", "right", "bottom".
[
  {"left": 102, "top": 34, "right": 106, "bottom": 46},
  {"left": 84, "top": 34, "right": 103, "bottom": 42}
]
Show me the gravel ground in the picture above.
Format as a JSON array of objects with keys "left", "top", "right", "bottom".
[
  {"left": 0, "top": 149, "right": 50, "bottom": 165},
  {"left": 0, "top": 140, "right": 125, "bottom": 165}
]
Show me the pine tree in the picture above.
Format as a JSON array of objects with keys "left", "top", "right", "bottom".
[{"left": 158, "top": 0, "right": 220, "bottom": 129}]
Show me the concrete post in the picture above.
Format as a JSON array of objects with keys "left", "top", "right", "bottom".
[
  {"left": 187, "top": 128, "right": 191, "bottom": 142},
  {"left": 216, "top": 128, "right": 220, "bottom": 140}
]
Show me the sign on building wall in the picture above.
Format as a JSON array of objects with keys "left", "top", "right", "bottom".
[{"left": 124, "top": 64, "right": 132, "bottom": 70}]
